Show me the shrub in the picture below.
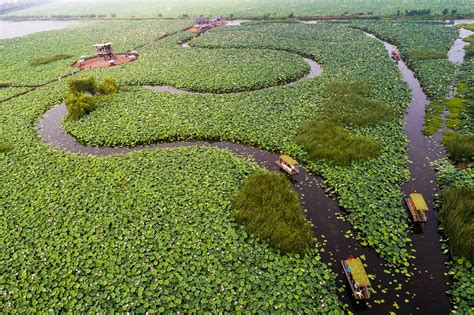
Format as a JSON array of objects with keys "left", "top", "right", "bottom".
[
  {"left": 29, "top": 54, "right": 74, "bottom": 66},
  {"left": 439, "top": 187, "right": 474, "bottom": 262},
  {"left": 441, "top": 131, "right": 474, "bottom": 163},
  {"left": 65, "top": 92, "right": 97, "bottom": 120},
  {"left": 98, "top": 76, "right": 118, "bottom": 95},
  {"left": 232, "top": 171, "right": 313, "bottom": 255},
  {"left": 405, "top": 50, "right": 446, "bottom": 60},
  {"left": 67, "top": 76, "right": 97, "bottom": 94},
  {"left": 296, "top": 119, "right": 381, "bottom": 165}
]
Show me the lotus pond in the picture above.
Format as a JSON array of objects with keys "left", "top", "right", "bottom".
[{"left": 1, "top": 17, "right": 472, "bottom": 313}]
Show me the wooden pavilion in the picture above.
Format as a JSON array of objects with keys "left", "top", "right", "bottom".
[{"left": 94, "top": 42, "right": 114, "bottom": 60}]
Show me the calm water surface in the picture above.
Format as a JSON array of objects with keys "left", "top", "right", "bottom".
[{"left": 0, "top": 20, "right": 75, "bottom": 39}]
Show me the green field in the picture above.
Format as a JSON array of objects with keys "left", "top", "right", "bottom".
[
  {"left": 2, "top": 9, "right": 474, "bottom": 313},
  {"left": 5, "top": 0, "right": 474, "bottom": 18}
]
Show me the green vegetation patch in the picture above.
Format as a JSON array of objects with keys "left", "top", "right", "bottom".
[
  {"left": 352, "top": 20, "right": 457, "bottom": 99},
  {"left": 296, "top": 119, "right": 381, "bottom": 166},
  {"left": 445, "top": 97, "right": 466, "bottom": 130},
  {"left": 0, "top": 87, "right": 32, "bottom": 102},
  {"left": 405, "top": 50, "right": 446, "bottom": 60},
  {"left": 0, "top": 78, "right": 342, "bottom": 311},
  {"left": 67, "top": 23, "right": 413, "bottom": 265},
  {"left": 0, "top": 144, "right": 13, "bottom": 153},
  {"left": 65, "top": 75, "right": 118, "bottom": 120},
  {"left": 463, "top": 35, "right": 474, "bottom": 44},
  {"left": 409, "top": 59, "right": 457, "bottom": 99},
  {"left": 232, "top": 171, "right": 313, "bottom": 255},
  {"left": 29, "top": 53, "right": 74, "bottom": 66},
  {"left": 6, "top": 0, "right": 474, "bottom": 18},
  {"left": 324, "top": 81, "right": 394, "bottom": 127},
  {"left": 441, "top": 131, "right": 474, "bottom": 163},
  {"left": 439, "top": 187, "right": 474, "bottom": 262},
  {"left": 435, "top": 159, "right": 474, "bottom": 312},
  {"left": 106, "top": 47, "right": 310, "bottom": 93},
  {"left": 422, "top": 100, "right": 444, "bottom": 136},
  {"left": 0, "top": 19, "right": 192, "bottom": 86},
  {"left": 0, "top": 80, "right": 12, "bottom": 87},
  {"left": 458, "top": 23, "right": 474, "bottom": 31},
  {"left": 448, "top": 257, "right": 474, "bottom": 314}
]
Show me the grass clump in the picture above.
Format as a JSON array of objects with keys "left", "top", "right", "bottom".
[
  {"left": 465, "top": 43, "right": 474, "bottom": 59},
  {"left": 458, "top": 23, "right": 474, "bottom": 31},
  {"left": 405, "top": 50, "right": 446, "bottom": 60},
  {"left": 0, "top": 81, "right": 12, "bottom": 87},
  {"left": 441, "top": 131, "right": 474, "bottom": 163},
  {"left": 68, "top": 76, "right": 97, "bottom": 94},
  {"left": 326, "top": 95, "right": 394, "bottom": 127},
  {"left": 324, "top": 81, "right": 394, "bottom": 126},
  {"left": 445, "top": 98, "right": 466, "bottom": 130},
  {"left": 326, "top": 81, "right": 373, "bottom": 98},
  {"left": 463, "top": 35, "right": 474, "bottom": 44},
  {"left": 65, "top": 92, "right": 97, "bottom": 120},
  {"left": 439, "top": 187, "right": 474, "bottom": 262},
  {"left": 296, "top": 119, "right": 380, "bottom": 166},
  {"left": 232, "top": 171, "right": 313, "bottom": 255},
  {"left": 29, "top": 53, "right": 74, "bottom": 66},
  {"left": 98, "top": 76, "right": 118, "bottom": 94},
  {"left": 65, "top": 76, "right": 118, "bottom": 120},
  {"left": 422, "top": 100, "right": 444, "bottom": 136},
  {"left": 0, "top": 144, "right": 13, "bottom": 153}
]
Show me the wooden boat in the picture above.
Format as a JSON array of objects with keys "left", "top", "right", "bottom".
[
  {"left": 405, "top": 192, "right": 429, "bottom": 222},
  {"left": 341, "top": 257, "right": 371, "bottom": 300},
  {"left": 275, "top": 154, "right": 299, "bottom": 175},
  {"left": 391, "top": 50, "right": 401, "bottom": 62}
]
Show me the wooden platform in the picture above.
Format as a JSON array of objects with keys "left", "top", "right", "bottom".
[{"left": 73, "top": 54, "right": 137, "bottom": 69}]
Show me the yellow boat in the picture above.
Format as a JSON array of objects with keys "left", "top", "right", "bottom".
[
  {"left": 341, "top": 257, "right": 371, "bottom": 300},
  {"left": 274, "top": 154, "right": 299, "bottom": 175},
  {"left": 405, "top": 192, "right": 429, "bottom": 222}
]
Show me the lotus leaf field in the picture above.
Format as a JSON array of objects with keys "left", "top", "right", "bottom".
[
  {"left": 2, "top": 15, "right": 473, "bottom": 313},
  {"left": 65, "top": 23, "right": 413, "bottom": 266},
  {"left": 0, "top": 19, "right": 192, "bottom": 86},
  {"left": 352, "top": 21, "right": 458, "bottom": 99},
  {"left": 6, "top": 0, "right": 474, "bottom": 18}
]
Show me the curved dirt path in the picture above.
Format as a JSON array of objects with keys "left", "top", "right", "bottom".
[{"left": 36, "top": 26, "right": 470, "bottom": 314}]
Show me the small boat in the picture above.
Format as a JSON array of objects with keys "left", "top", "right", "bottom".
[
  {"left": 341, "top": 257, "right": 371, "bottom": 300},
  {"left": 405, "top": 192, "right": 429, "bottom": 222},
  {"left": 391, "top": 50, "right": 401, "bottom": 62},
  {"left": 275, "top": 154, "right": 299, "bottom": 175}
]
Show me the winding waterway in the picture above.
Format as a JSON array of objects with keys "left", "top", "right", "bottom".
[{"left": 36, "top": 24, "right": 471, "bottom": 313}]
